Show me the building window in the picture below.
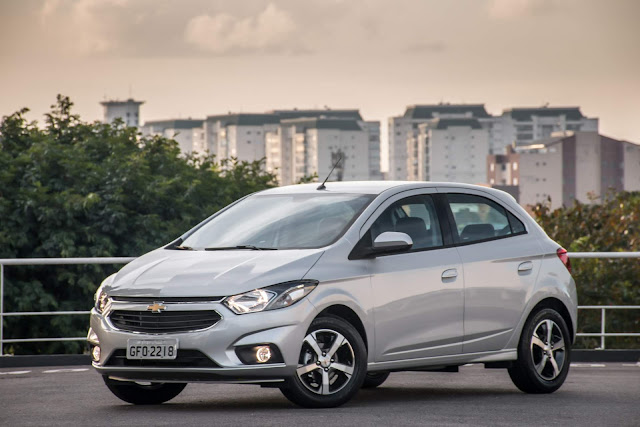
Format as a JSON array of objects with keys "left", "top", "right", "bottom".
[
  {"left": 513, "top": 162, "right": 518, "bottom": 170},
  {"left": 490, "top": 163, "right": 495, "bottom": 172},
  {"left": 513, "top": 178, "right": 518, "bottom": 185}
]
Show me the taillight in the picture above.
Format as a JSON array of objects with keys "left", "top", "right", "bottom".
[{"left": 556, "top": 248, "right": 572, "bottom": 274}]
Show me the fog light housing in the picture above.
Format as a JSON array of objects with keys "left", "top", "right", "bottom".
[
  {"left": 91, "top": 346, "right": 101, "bottom": 362},
  {"left": 256, "top": 346, "right": 272, "bottom": 363},
  {"left": 235, "top": 344, "right": 283, "bottom": 365}
]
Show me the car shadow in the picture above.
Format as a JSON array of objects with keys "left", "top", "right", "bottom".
[{"left": 101, "top": 385, "right": 521, "bottom": 413}]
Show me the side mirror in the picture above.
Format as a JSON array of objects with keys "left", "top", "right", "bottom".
[{"left": 372, "top": 231, "right": 413, "bottom": 254}]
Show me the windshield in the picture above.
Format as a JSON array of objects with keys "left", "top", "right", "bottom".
[{"left": 180, "top": 193, "right": 375, "bottom": 250}]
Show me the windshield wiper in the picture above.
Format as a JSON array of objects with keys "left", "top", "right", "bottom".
[{"left": 204, "top": 245, "right": 278, "bottom": 251}]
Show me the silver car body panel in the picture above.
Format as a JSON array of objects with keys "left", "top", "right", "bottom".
[{"left": 90, "top": 181, "right": 577, "bottom": 383}]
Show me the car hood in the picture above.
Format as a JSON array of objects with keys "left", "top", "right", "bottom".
[{"left": 105, "top": 248, "right": 325, "bottom": 297}]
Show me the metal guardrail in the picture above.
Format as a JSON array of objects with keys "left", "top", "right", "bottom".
[
  {"left": 0, "top": 258, "right": 135, "bottom": 354},
  {"left": 0, "top": 253, "right": 638, "bottom": 355}
]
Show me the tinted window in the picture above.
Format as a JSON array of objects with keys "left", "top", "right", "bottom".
[
  {"left": 446, "top": 194, "right": 524, "bottom": 243},
  {"left": 370, "top": 195, "right": 443, "bottom": 250},
  {"left": 508, "top": 211, "right": 526, "bottom": 234}
]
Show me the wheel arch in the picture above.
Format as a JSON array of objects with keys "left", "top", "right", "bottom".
[
  {"left": 316, "top": 304, "right": 369, "bottom": 353},
  {"left": 526, "top": 297, "right": 575, "bottom": 341}
]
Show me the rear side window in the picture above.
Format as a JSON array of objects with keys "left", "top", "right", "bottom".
[
  {"left": 370, "top": 195, "right": 444, "bottom": 250},
  {"left": 446, "top": 194, "right": 526, "bottom": 244}
]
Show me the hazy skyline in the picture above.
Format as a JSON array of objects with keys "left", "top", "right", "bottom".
[{"left": 1, "top": 0, "right": 638, "bottom": 171}]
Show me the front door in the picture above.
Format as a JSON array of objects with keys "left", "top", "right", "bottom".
[{"left": 364, "top": 191, "right": 464, "bottom": 362}]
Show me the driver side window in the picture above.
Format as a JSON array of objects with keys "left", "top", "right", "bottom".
[{"left": 370, "top": 195, "right": 443, "bottom": 250}]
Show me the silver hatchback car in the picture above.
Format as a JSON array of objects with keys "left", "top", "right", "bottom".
[{"left": 88, "top": 181, "right": 577, "bottom": 408}]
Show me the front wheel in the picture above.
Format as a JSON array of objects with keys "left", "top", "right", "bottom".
[
  {"left": 103, "top": 377, "right": 187, "bottom": 404},
  {"left": 280, "top": 316, "right": 367, "bottom": 408},
  {"left": 508, "top": 308, "right": 571, "bottom": 394}
]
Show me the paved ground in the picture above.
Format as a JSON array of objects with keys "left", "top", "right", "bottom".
[{"left": 1, "top": 363, "right": 639, "bottom": 426}]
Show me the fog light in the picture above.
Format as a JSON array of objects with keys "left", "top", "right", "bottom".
[
  {"left": 92, "top": 346, "right": 101, "bottom": 362},
  {"left": 255, "top": 346, "right": 272, "bottom": 363}
]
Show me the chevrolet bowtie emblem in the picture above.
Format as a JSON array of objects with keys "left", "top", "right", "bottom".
[{"left": 147, "top": 302, "right": 166, "bottom": 313}]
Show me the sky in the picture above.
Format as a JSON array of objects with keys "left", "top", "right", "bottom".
[{"left": 1, "top": 0, "right": 639, "bottom": 171}]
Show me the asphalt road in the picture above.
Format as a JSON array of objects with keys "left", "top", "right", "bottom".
[{"left": 1, "top": 363, "right": 639, "bottom": 426}]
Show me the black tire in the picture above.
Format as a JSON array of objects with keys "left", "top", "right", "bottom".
[
  {"left": 362, "top": 371, "right": 390, "bottom": 388},
  {"left": 280, "top": 316, "right": 367, "bottom": 408},
  {"left": 103, "top": 377, "right": 187, "bottom": 405},
  {"left": 508, "top": 308, "right": 571, "bottom": 394}
]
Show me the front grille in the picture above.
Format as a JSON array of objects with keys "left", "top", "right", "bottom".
[
  {"left": 109, "top": 310, "right": 222, "bottom": 333},
  {"left": 105, "top": 349, "right": 219, "bottom": 368},
  {"left": 111, "top": 296, "right": 224, "bottom": 303}
]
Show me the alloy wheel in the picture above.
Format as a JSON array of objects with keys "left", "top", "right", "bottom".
[
  {"left": 530, "top": 319, "right": 566, "bottom": 381},
  {"left": 296, "top": 329, "right": 356, "bottom": 395}
]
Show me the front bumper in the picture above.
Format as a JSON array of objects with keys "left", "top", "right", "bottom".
[{"left": 90, "top": 298, "right": 318, "bottom": 383}]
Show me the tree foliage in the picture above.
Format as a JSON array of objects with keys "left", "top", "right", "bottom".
[
  {"left": 532, "top": 193, "right": 640, "bottom": 348},
  {"left": 0, "top": 96, "right": 277, "bottom": 354}
]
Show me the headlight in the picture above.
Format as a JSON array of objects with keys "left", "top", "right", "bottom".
[
  {"left": 94, "top": 288, "right": 109, "bottom": 314},
  {"left": 224, "top": 280, "right": 318, "bottom": 315},
  {"left": 94, "top": 274, "right": 116, "bottom": 314}
]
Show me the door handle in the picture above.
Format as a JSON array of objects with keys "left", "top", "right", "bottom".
[
  {"left": 518, "top": 261, "right": 533, "bottom": 272},
  {"left": 441, "top": 268, "right": 458, "bottom": 279}
]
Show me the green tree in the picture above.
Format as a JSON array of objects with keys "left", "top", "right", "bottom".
[
  {"left": 532, "top": 192, "right": 640, "bottom": 348},
  {"left": 0, "top": 95, "right": 277, "bottom": 354}
]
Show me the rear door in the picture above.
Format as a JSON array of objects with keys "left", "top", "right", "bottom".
[{"left": 439, "top": 189, "right": 542, "bottom": 354}]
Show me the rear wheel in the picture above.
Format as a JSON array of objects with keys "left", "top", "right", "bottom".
[
  {"left": 280, "top": 316, "right": 367, "bottom": 408},
  {"left": 103, "top": 377, "right": 186, "bottom": 404},
  {"left": 362, "top": 371, "right": 390, "bottom": 388},
  {"left": 508, "top": 308, "right": 571, "bottom": 393}
]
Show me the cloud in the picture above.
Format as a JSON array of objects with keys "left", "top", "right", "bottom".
[{"left": 184, "top": 3, "right": 301, "bottom": 55}]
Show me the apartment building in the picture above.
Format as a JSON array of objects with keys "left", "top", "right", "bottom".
[
  {"left": 407, "top": 118, "right": 489, "bottom": 184},
  {"left": 487, "top": 132, "right": 640, "bottom": 209},
  {"left": 203, "top": 109, "right": 380, "bottom": 185},
  {"left": 101, "top": 98, "right": 144, "bottom": 127},
  {"left": 493, "top": 107, "right": 598, "bottom": 149},
  {"left": 389, "top": 104, "right": 493, "bottom": 180},
  {"left": 140, "top": 119, "right": 204, "bottom": 154}
]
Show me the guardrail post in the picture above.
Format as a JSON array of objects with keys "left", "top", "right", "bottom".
[
  {"left": 1, "top": 263, "right": 4, "bottom": 356},
  {"left": 601, "top": 308, "right": 606, "bottom": 350}
]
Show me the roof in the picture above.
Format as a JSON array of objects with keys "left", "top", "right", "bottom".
[
  {"left": 143, "top": 119, "right": 203, "bottom": 130},
  {"left": 271, "top": 109, "right": 363, "bottom": 121},
  {"left": 280, "top": 118, "right": 363, "bottom": 131},
  {"left": 100, "top": 98, "right": 144, "bottom": 106},
  {"left": 205, "top": 109, "right": 363, "bottom": 127},
  {"left": 504, "top": 107, "right": 585, "bottom": 121},
  {"left": 432, "top": 118, "right": 482, "bottom": 130},
  {"left": 261, "top": 180, "right": 514, "bottom": 197},
  {"left": 403, "top": 104, "right": 490, "bottom": 119},
  {"left": 205, "top": 113, "right": 280, "bottom": 126}
]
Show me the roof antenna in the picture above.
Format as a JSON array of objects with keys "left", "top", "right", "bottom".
[{"left": 317, "top": 156, "right": 342, "bottom": 190}]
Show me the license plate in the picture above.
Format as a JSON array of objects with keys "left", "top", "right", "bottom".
[{"left": 126, "top": 339, "right": 178, "bottom": 360}]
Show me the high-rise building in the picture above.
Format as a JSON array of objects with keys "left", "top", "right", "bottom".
[
  {"left": 487, "top": 132, "right": 640, "bottom": 209},
  {"left": 140, "top": 119, "right": 204, "bottom": 154},
  {"left": 389, "top": 104, "right": 493, "bottom": 180},
  {"left": 492, "top": 107, "right": 598, "bottom": 149},
  {"left": 407, "top": 118, "right": 489, "bottom": 184},
  {"left": 203, "top": 109, "right": 380, "bottom": 185},
  {"left": 100, "top": 98, "right": 144, "bottom": 127}
]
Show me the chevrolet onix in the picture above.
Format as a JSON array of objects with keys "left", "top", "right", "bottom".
[{"left": 88, "top": 181, "right": 577, "bottom": 408}]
